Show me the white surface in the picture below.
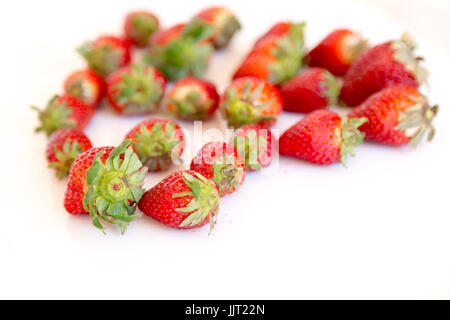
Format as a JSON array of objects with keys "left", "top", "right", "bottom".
[{"left": 1, "top": 0, "right": 450, "bottom": 299}]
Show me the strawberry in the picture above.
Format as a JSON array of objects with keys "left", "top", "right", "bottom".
[
  {"left": 46, "top": 128, "right": 93, "bottom": 179},
  {"left": 78, "top": 36, "right": 131, "bottom": 78},
  {"left": 306, "top": 29, "right": 367, "bottom": 76},
  {"left": 232, "top": 124, "right": 277, "bottom": 171},
  {"left": 279, "top": 110, "right": 367, "bottom": 166},
  {"left": 221, "top": 77, "right": 283, "bottom": 128},
  {"left": 254, "top": 22, "right": 293, "bottom": 45},
  {"left": 64, "top": 140, "right": 147, "bottom": 234},
  {"left": 138, "top": 170, "right": 220, "bottom": 230},
  {"left": 233, "top": 22, "right": 305, "bottom": 84},
  {"left": 144, "top": 20, "right": 214, "bottom": 81},
  {"left": 106, "top": 64, "right": 166, "bottom": 114},
  {"left": 280, "top": 67, "right": 339, "bottom": 113},
  {"left": 124, "top": 10, "right": 159, "bottom": 47},
  {"left": 124, "top": 118, "right": 184, "bottom": 171},
  {"left": 194, "top": 7, "right": 241, "bottom": 49},
  {"left": 190, "top": 142, "right": 245, "bottom": 197},
  {"left": 64, "top": 69, "right": 104, "bottom": 107},
  {"left": 32, "top": 94, "right": 95, "bottom": 136},
  {"left": 340, "top": 33, "right": 428, "bottom": 106},
  {"left": 348, "top": 86, "right": 438, "bottom": 146},
  {"left": 166, "top": 77, "right": 219, "bottom": 120}
]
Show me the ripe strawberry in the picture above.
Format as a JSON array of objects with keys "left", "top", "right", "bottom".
[
  {"left": 106, "top": 64, "right": 166, "bottom": 114},
  {"left": 32, "top": 94, "right": 95, "bottom": 136},
  {"left": 64, "top": 69, "right": 104, "bottom": 107},
  {"left": 64, "top": 140, "right": 147, "bottom": 234},
  {"left": 144, "top": 20, "right": 214, "bottom": 81},
  {"left": 194, "top": 7, "right": 241, "bottom": 49},
  {"left": 78, "top": 36, "right": 131, "bottom": 78},
  {"left": 221, "top": 77, "right": 282, "bottom": 128},
  {"left": 46, "top": 128, "right": 93, "bottom": 179},
  {"left": 306, "top": 29, "right": 367, "bottom": 76},
  {"left": 254, "top": 22, "right": 293, "bottom": 45},
  {"left": 167, "top": 77, "right": 219, "bottom": 120},
  {"left": 348, "top": 86, "right": 438, "bottom": 146},
  {"left": 280, "top": 67, "right": 339, "bottom": 113},
  {"left": 340, "top": 33, "right": 428, "bottom": 106},
  {"left": 124, "top": 10, "right": 159, "bottom": 47},
  {"left": 190, "top": 142, "right": 245, "bottom": 197},
  {"left": 279, "top": 110, "right": 367, "bottom": 166},
  {"left": 232, "top": 124, "right": 277, "bottom": 171},
  {"left": 233, "top": 22, "right": 305, "bottom": 85},
  {"left": 138, "top": 170, "right": 220, "bottom": 230},
  {"left": 124, "top": 118, "right": 184, "bottom": 171}
]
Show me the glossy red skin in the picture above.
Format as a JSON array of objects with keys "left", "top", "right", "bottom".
[
  {"left": 138, "top": 170, "right": 219, "bottom": 229},
  {"left": 233, "top": 49, "right": 275, "bottom": 81},
  {"left": 93, "top": 36, "right": 131, "bottom": 70},
  {"left": 106, "top": 66, "right": 167, "bottom": 114},
  {"left": 190, "top": 142, "right": 245, "bottom": 196},
  {"left": 307, "top": 29, "right": 364, "bottom": 76},
  {"left": 222, "top": 77, "right": 283, "bottom": 128},
  {"left": 150, "top": 24, "right": 186, "bottom": 46},
  {"left": 339, "top": 42, "right": 418, "bottom": 107},
  {"left": 124, "top": 11, "right": 159, "bottom": 47},
  {"left": 64, "top": 69, "right": 104, "bottom": 107},
  {"left": 234, "top": 124, "right": 277, "bottom": 171},
  {"left": 279, "top": 110, "right": 342, "bottom": 165},
  {"left": 64, "top": 147, "right": 114, "bottom": 215},
  {"left": 46, "top": 128, "right": 92, "bottom": 164},
  {"left": 348, "top": 86, "right": 420, "bottom": 145},
  {"left": 57, "top": 94, "right": 95, "bottom": 131},
  {"left": 281, "top": 68, "right": 332, "bottom": 113},
  {"left": 254, "top": 22, "right": 292, "bottom": 47},
  {"left": 167, "top": 77, "right": 219, "bottom": 117}
]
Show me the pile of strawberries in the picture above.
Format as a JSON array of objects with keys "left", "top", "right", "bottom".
[{"left": 33, "top": 7, "right": 438, "bottom": 234}]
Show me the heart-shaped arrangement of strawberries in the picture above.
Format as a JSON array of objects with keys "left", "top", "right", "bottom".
[{"left": 32, "top": 7, "right": 438, "bottom": 234}]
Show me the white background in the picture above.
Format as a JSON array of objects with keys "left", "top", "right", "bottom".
[{"left": 1, "top": 0, "right": 449, "bottom": 299}]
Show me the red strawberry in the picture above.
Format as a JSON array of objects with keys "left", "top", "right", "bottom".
[
  {"left": 221, "top": 77, "right": 283, "bottom": 128},
  {"left": 190, "top": 142, "right": 245, "bottom": 197},
  {"left": 144, "top": 20, "right": 214, "bottom": 81},
  {"left": 340, "top": 33, "right": 428, "bottom": 106},
  {"left": 348, "top": 86, "right": 438, "bottom": 146},
  {"left": 78, "top": 36, "right": 131, "bottom": 77},
  {"left": 64, "top": 140, "right": 147, "bottom": 234},
  {"left": 64, "top": 69, "right": 104, "bottom": 107},
  {"left": 254, "top": 22, "right": 293, "bottom": 45},
  {"left": 281, "top": 67, "right": 339, "bottom": 113},
  {"left": 46, "top": 128, "right": 93, "bottom": 179},
  {"left": 232, "top": 124, "right": 277, "bottom": 171},
  {"left": 167, "top": 77, "right": 219, "bottom": 119},
  {"left": 124, "top": 11, "right": 159, "bottom": 47},
  {"left": 124, "top": 118, "right": 184, "bottom": 171},
  {"left": 306, "top": 29, "right": 367, "bottom": 76},
  {"left": 32, "top": 94, "right": 95, "bottom": 136},
  {"left": 233, "top": 22, "right": 305, "bottom": 84},
  {"left": 194, "top": 7, "right": 241, "bottom": 49},
  {"left": 106, "top": 64, "right": 166, "bottom": 114},
  {"left": 138, "top": 170, "right": 220, "bottom": 230},
  {"left": 279, "top": 110, "right": 367, "bottom": 166}
]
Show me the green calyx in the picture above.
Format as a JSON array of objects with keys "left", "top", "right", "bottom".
[
  {"left": 31, "top": 95, "right": 76, "bottom": 136},
  {"left": 213, "top": 14, "right": 241, "bottom": 49},
  {"left": 320, "top": 70, "right": 340, "bottom": 105},
  {"left": 173, "top": 172, "right": 220, "bottom": 231},
  {"left": 339, "top": 117, "right": 367, "bottom": 167},
  {"left": 83, "top": 139, "right": 148, "bottom": 234},
  {"left": 78, "top": 42, "right": 121, "bottom": 77},
  {"left": 396, "top": 97, "right": 439, "bottom": 148},
  {"left": 234, "top": 129, "right": 268, "bottom": 171},
  {"left": 170, "top": 90, "right": 214, "bottom": 120},
  {"left": 392, "top": 33, "right": 428, "bottom": 85},
  {"left": 211, "top": 154, "right": 244, "bottom": 196},
  {"left": 132, "top": 122, "right": 181, "bottom": 171},
  {"left": 143, "top": 19, "right": 214, "bottom": 81},
  {"left": 130, "top": 14, "right": 158, "bottom": 47},
  {"left": 267, "top": 22, "right": 305, "bottom": 84},
  {"left": 222, "top": 81, "right": 275, "bottom": 128},
  {"left": 49, "top": 140, "right": 83, "bottom": 179},
  {"left": 113, "top": 64, "right": 163, "bottom": 114}
]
